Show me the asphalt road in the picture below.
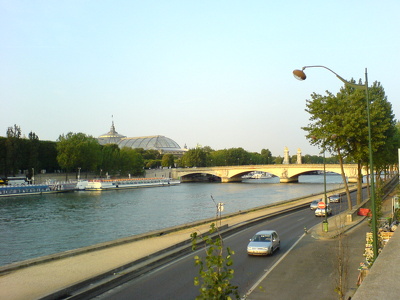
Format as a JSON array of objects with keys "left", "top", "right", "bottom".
[
  {"left": 247, "top": 222, "right": 369, "bottom": 300},
  {"left": 94, "top": 208, "right": 337, "bottom": 299},
  {"left": 94, "top": 190, "right": 362, "bottom": 299}
]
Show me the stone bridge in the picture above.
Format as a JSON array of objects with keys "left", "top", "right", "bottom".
[{"left": 172, "top": 164, "right": 363, "bottom": 183}]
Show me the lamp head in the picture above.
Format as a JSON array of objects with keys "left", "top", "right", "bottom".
[
  {"left": 293, "top": 69, "right": 307, "bottom": 81},
  {"left": 293, "top": 69, "right": 307, "bottom": 80}
]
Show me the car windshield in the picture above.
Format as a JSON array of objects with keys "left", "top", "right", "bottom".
[{"left": 253, "top": 234, "right": 271, "bottom": 242}]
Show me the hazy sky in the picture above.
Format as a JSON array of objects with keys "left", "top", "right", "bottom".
[{"left": 1, "top": 1, "right": 399, "bottom": 156}]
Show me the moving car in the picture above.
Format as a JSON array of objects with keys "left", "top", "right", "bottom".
[
  {"left": 310, "top": 199, "right": 322, "bottom": 210},
  {"left": 247, "top": 230, "right": 280, "bottom": 256},
  {"left": 315, "top": 206, "right": 333, "bottom": 217},
  {"left": 328, "top": 194, "right": 341, "bottom": 203}
]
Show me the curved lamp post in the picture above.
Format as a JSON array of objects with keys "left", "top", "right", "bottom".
[
  {"left": 311, "top": 135, "right": 330, "bottom": 232},
  {"left": 293, "top": 65, "right": 378, "bottom": 261}
]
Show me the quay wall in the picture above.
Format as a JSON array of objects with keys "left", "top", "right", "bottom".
[{"left": 34, "top": 170, "right": 171, "bottom": 184}]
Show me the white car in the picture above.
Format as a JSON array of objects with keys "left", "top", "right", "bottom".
[
  {"left": 247, "top": 230, "right": 280, "bottom": 256},
  {"left": 315, "top": 206, "right": 333, "bottom": 217}
]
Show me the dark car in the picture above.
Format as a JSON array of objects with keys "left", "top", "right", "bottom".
[{"left": 328, "top": 194, "right": 341, "bottom": 203}]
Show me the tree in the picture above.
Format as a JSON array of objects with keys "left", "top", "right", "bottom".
[
  {"left": 209, "top": 149, "right": 228, "bottom": 166},
  {"left": 27, "top": 131, "right": 40, "bottom": 178},
  {"left": 5, "top": 124, "right": 22, "bottom": 176},
  {"left": 303, "top": 79, "right": 397, "bottom": 209},
  {"left": 161, "top": 154, "right": 175, "bottom": 168},
  {"left": 118, "top": 147, "right": 144, "bottom": 176},
  {"left": 261, "top": 149, "right": 273, "bottom": 164},
  {"left": 38, "top": 141, "right": 59, "bottom": 172},
  {"left": 274, "top": 156, "right": 283, "bottom": 164},
  {"left": 181, "top": 147, "right": 208, "bottom": 167},
  {"left": 57, "top": 132, "right": 102, "bottom": 178},
  {"left": 190, "top": 196, "right": 239, "bottom": 300},
  {"left": 100, "top": 144, "right": 121, "bottom": 175}
]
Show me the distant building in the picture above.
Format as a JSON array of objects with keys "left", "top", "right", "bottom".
[
  {"left": 97, "top": 122, "right": 187, "bottom": 157},
  {"left": 97, "top": 122, "right": 126, "bottom": 145}
]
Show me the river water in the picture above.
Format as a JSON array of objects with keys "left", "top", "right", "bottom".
[{"left": 0, "top": 175, "right": 344, "bottom": 266}]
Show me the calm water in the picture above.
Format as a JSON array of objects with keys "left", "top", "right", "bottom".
[{"left": 0, "top": 175, "right": 344, "bottom": 266}]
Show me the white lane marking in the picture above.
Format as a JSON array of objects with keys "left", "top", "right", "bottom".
[{"left": 242, "top": 233, "right": 306, "bottom": 299}]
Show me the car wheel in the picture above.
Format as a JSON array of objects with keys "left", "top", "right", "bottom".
[{"left": 277, "top": 242, "right": 280, "bottom": 250}]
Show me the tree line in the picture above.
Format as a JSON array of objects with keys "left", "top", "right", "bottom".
[
  {"left": 2, "top": 82, "right": 399, "bottom": 183},
  {"left": 0, "top": 125, "right": 344, "bottom": 179}
]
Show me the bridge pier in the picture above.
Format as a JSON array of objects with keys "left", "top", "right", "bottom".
[
  {"left": 280, "top": 176, "right": 299, "bottom": 183},
  {"left": 348, "top": 176, "right": 358, "bottom": 183},
  {"left": 221, "top": 177, "right": 242, "bottom": 183}
]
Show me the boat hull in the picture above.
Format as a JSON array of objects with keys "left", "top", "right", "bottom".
[
  {"left": 0, "top": 185, "right": 76, "bottom": 197},
  {"left": 80, "top": 178, "right": 180, "bottom": 191}
]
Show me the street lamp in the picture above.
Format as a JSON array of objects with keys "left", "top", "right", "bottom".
[
  {"left": 293, "top": 65, "right": 378, "bottom": 260},
  {"left": 312, "top": 135, "right": 329, "bottom": 232},
  {"left": 323, "top": 151, "right": 328, "bottom": 231}
]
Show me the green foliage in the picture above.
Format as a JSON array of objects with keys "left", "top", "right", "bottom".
[
  {"left": 260, "top": 148, "right": 273, "bottom": 164},
  {"left": 274, "top": 156, "right": 283, "bottom": 164},
  {"left": 181, "top": 147, "right": 208, "bottom": 167},
  {"left": 180, "top": 146, "right": 279, "bottom": 167},
  {"left": 302, "top": 78, "right": 397, "bottom": 209},
  {"left": 394, "top": 209, "right": 400, "bottom": 222},
  {"left": 161, "top": 154, "right": 175, "bottom": 168},
  {"left": 190, "top": 223, "right": 239, "bottom": 300},
  {"left": 57, "top": 132, "right": 101, "bottom": 173},
  {"left": 118, "top": 147, "right": 144, "bottom": 176},
  {"left": 0, "top": 125, "right": 61, "bottom": 176},
  {"left": 145, "top": 159, "right": 161, "bottom": 169},
  {"left": 302, "top": 79, "right": 396, "bottom": 169},
  {"left": 99, "top": 144, "right": 120, "bottom": 175},
  {"left": 38, "top": 141, "right": 59, "bottom": 172}
]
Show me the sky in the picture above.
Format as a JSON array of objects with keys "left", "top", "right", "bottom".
[{"left": 1, "top": 1, "right": 399, "bottom": 157}]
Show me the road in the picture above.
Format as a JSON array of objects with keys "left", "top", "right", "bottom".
[{"left": 94, "top": 200, "right": 348, "bottom": 299}]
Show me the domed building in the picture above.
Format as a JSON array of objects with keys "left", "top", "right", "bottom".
[
  {"left": 97, "top": 122, "right": 187, "bottom": 157},
  {"left": 97, "top": 122, "right": 126, "bottom": 145}
]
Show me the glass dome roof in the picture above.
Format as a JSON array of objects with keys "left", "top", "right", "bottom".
[
  {"left": 97, "top": 122, "right": 185, "bottom": 155},
  {"left": 98, "top": 122, "right": 126, "bottom": 145},
  {"left": 118, "top": 135, "right": 181, "bottom": 151}
]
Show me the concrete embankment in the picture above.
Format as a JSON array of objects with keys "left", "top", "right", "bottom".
[{"left": 34, "top": 170, "right": 172, "bottom": 184}]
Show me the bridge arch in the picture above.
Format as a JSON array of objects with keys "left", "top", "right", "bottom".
[{"left": 173, "top": 164, "right": 362, "bottom": 183}]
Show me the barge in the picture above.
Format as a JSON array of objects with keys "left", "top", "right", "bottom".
[{"left": 77, "top": 177, "right": 180, "bottom": 191}]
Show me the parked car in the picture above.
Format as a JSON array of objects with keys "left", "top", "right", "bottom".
[
  {"left": 315, "top": 206, "right": 333, "bottom": 217},
  {"left": 310, "top": 199, "right": 322, "bottom": 210},
  {"left": 247, "top": 230, "right": 280, "bottom": 256},
  {"left": 328, "top": 194, "right": 341, "bottom": 203}
]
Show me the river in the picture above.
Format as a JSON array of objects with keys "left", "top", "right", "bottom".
[{"left": 0, "top": 175, "right": 344, "bottom": 266}]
